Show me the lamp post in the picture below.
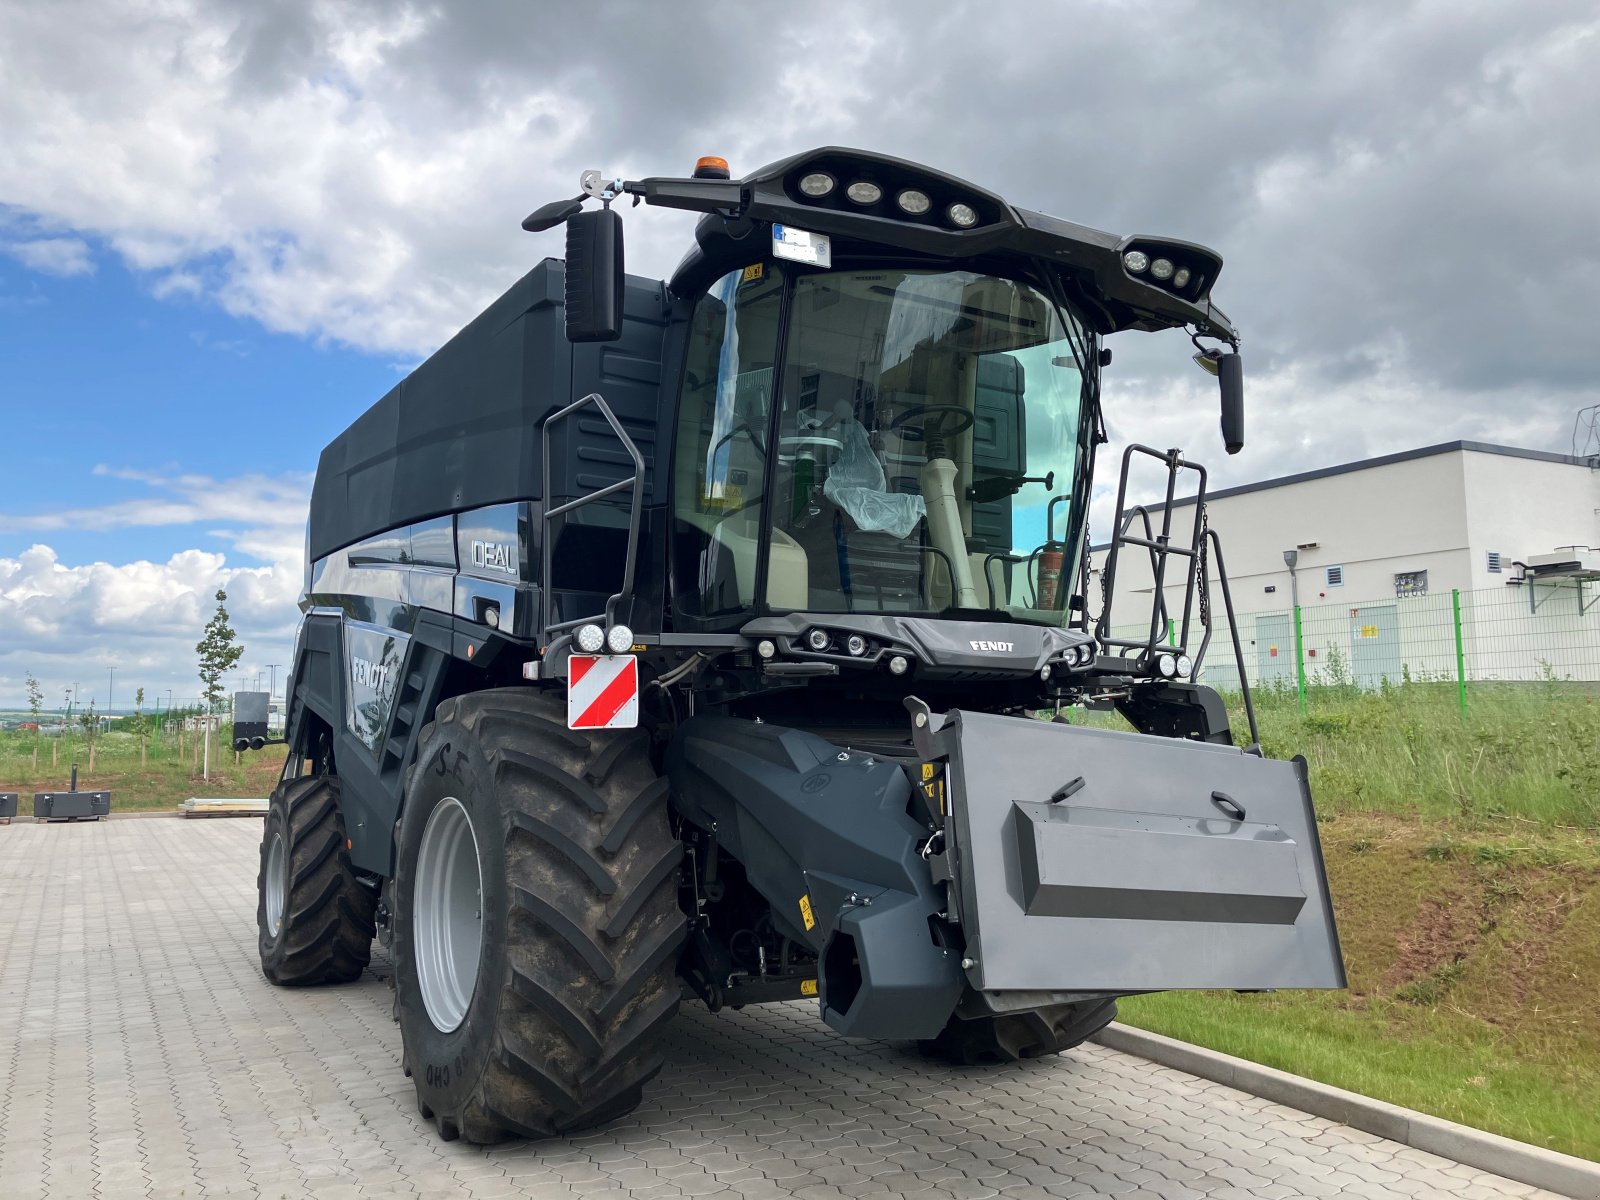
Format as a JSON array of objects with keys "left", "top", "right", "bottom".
[{"left": 1283, "top": 549, "right": 1306, "bottom": 717}]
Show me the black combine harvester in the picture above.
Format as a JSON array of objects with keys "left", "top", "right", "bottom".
[{"left": 257, "top": 148, "right": 1345, "bottom": 1143}]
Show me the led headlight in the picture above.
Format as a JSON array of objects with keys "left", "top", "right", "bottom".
[
  {"left": 896, "top": 189, "right": 931, "bottom": 215},
  {"left": 1176, "top": 653, "right": 1194, "bottom": 677},
  {"left": 798, "top": 172, "right": 835, "bottom": 197},
  {"left": 757, "top": 639, "right": 777, "bottom": 660},
  {"left": 605, "top": 624, "right": 634, "bottom": 654},
  {"left": 1077, "top": 644, "right": 1096, "bottom": 666},
  {"left": 575, "top": 623, "right": 605, "bottom": 653},
  {"left": 1122, "top": 250, "right": 1149, "bottom": 273},
  {"left": 1172, "top": 267, "right": 1191, "bottom": 288},
  {"left": 947, "top": 202, "right": 978, "bottom": 228},
  {"left": 1150, "top": 257, "right": 1175, "bottom": 281},
  {"left": 846, "top": 181, "right": 882, "bottom": 204},
  {"left": 806, "top": 628, "right": 831, "bottom": 652},
  {"left": 1156, "top": 653, "right": 1178, "bottom": 678},
  {"left": 888, "top": 655, "right": 910, "bottom": 675},
  {"left": 1040, "top": 664, "right": 1053, "bottom": 682},
  {"left": 845, "top": 634, "right": 868, "bottom": 657}
]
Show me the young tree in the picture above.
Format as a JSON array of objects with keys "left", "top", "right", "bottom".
[
  {"left": 133, "top": 686, "right": 147, "bottom": 767},
  {"left": 78, "top": 700, "right": 99, "bottom": 774},
  {"left": 25, "top": 671, "right": 42, "bottom": 770},
  {"left": 197, "top": 589, "right": 245, "bottom": 780},
  {"left": 58, "top": 686, "right": 70, "bottom": 767}
]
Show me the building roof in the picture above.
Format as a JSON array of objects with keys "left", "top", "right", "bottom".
[{"left": 1155, "top": 440, "right": 1594, "bottom": 511}]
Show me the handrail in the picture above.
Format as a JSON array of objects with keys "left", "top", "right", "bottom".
[
  {"left": 1196, "top": 526, "right": 1260, "bottom": 749},
  {"left": 541, "top": 392, "right": 646, "bottom": 636},
  {"left": 1094, "top": 442, "right": 1259, "bottom": 749},
  {"left": 1096, "top": 444, "right": 1205, "bottom": 658}
]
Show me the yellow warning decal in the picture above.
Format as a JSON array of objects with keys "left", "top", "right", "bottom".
[
  {"left": 742, "top": 262, "right": 765, "bottom": 283},
  {"left": 798, "top": 894, "right": 815, "bottom": 931},
  {"left": 919, "top": 762, "right": 947, "bottom": 818},
  {"left": 800, "top": 978, "right": 818, "bottom": 997}
]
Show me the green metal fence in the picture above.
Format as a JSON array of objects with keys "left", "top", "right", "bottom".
[{"left": 1111, "top": 581, "right": 1600, "bottom": 714}]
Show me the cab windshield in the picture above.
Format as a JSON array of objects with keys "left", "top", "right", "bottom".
[{"left": 672, "top": 264, "right": 1092, "bottom": 627}]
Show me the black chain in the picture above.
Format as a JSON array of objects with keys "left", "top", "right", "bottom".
[{"left": 1196, "top": 503, "right": 1211, "bottom": 628}]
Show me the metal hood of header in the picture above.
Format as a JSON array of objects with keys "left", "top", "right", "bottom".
[{"left": 664, "top": 146, "right": 1236, "bottom": 343}]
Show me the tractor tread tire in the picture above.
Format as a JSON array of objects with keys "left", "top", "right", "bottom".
[
  {"left": 918, "top": 998, "right": 1118, "bottom": 1066},
  {"left": 257, "top": 775, "right": 377, "bottom": 986},
  {"left": 396, "top": 689, "right": 685, "bottom": 1144}
]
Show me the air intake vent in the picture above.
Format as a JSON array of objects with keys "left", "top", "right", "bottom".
[
  {"left": 1487, "top": 551, "right": 1502, "bottom": 573},
  {"left": 1325, "top": 565, "right": 1344, "bottom": 587}
]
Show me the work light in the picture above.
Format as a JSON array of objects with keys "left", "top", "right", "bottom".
[
  {"left": 1123, "top": 250, "right": 1149, "bottom": 273},
  {"left": 947, "top": 203, "right": 978, "bottom": 228},
  {"left": 896, "top": 189, "right": 931, "bottom": 215},
  {"left": 1150, "top": 258, "right": 1174, "bottom": 281},
  {"left": 606, "top": 625, "right": 634, "bottom": 654},
  {"left": 798, "top": 172, "right": 835, "bottom": 197},
  {"left": 846, "top": 181, "right": 882, "bottom": 204},
  {"left": 575, "top": 624, "right": 605, "bottom": 653}
]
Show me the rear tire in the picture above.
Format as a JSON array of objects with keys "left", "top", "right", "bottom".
[
  {"left": 917, "top": 998, "right": 1117, "bottom": 1065},
  {"left": 257, "top": 775, "right": 377, "bottom": 985},
  {"left": 393, "top": 690, "right": 686, "bottom": 1144}
]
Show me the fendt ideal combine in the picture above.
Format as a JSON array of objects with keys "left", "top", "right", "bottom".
[{"left": 257, "top": 148, "right": 1345, "bottom": 1143}]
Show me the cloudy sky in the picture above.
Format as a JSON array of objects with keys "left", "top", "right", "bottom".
[{"left": 2, "top": 0, "right": 1597, "bottom": 710}]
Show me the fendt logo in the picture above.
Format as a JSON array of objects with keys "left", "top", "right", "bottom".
[
  {"left": 351, "top": 655, "right": 392, "bottom": 694},
  {"left": 969, "top": 640, "right": 1014, "bottom": 653},
  {"left": 470, "top": 539, "right": 516, "bottom": 575}
]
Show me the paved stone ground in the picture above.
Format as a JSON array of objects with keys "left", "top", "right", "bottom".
[{"left": 0, "top": 820, "right": 1566, "bottom": 1200}]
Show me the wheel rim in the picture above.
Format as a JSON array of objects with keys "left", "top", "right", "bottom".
[
  {"left": 414, "top": 796, "right": 484, "bottom": 1033},
  {"left": 265, "top": 831, "right": 287, "bottom": 937}
]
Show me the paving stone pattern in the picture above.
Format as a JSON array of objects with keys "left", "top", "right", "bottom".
[{"left": 0, "top": 820, "right": 1565, "bottom": 1199}]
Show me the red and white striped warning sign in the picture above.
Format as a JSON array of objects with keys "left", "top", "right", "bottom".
[{"left": 566, "top": 654, "right": 640, "bottom": 730}]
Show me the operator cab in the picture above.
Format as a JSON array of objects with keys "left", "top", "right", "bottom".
[{"left": 671, "top": 263, "right": 1092, "bottom": 634}]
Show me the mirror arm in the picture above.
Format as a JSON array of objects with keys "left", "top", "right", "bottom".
[{"left": 621, "top": 176, "right": 749, "bottom": 216}]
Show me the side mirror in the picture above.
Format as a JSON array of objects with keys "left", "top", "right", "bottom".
[
  {"left": 565, "top": 209, "right": 625, "bottom": 343},
  {"left": 1217, "top": 352, "right": 1244, "bottom": 455}
]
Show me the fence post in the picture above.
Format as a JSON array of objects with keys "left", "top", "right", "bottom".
[
  {"left": 1293, "top": 604, "right": 1307, "bottom": 717},
  {"left": 1452, "top": 588, "right": 1467, "bottom": 719}
]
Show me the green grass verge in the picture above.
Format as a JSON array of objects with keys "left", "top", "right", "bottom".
[
  {"left": 1081, "top": 679, "right": 1600, "bottom": 829},
  {"left": 1121, "top": 816, "right": 1600, "bottom": 1161},
  {"left": 0, "top": 728, "right": 286, "bottom": 812},
  {"left": 1117, "top": 988, "right": 1600, "bottom": 1161}
]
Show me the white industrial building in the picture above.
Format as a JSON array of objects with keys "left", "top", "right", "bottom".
[{"left": 1089, "top": 441, "right": 1600, "bottom": 686}]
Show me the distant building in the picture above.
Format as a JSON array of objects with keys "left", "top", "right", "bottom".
[{"left": 1090, "top": 441, "right": 1600, "bottom": 685}]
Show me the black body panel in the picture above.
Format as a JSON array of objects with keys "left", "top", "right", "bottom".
[
  {"left": 308, "top": 262, "right": 669, "bottom": 564},
  {"left": 286, "top": 609, "right": 454, "bottom": 875},
  {"left": 666, "top": 717, "right": 963, "bottom": 1039}
]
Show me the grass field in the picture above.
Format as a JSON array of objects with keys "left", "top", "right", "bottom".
[
  {"left": 1090, "top": 681, "right": 1600, "bottom": 1160},
  {"left": 0, "top": 725, "right": 287, "bottom": 811},
  {"left": 4, "top": 683, "right": 1597, "bottom": 1158}
]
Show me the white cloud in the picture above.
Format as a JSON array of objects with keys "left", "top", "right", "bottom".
[
  {"left": 2, "top": 236, "right": 95, "bottom": 277},
  {"left": 0, "top": 468, "right": 308, "bottom": 709},
  {"left": 0, "top": 467, "right": 310, "bottom": 536},
  {"left": 0, "top": 0, "right": 1593, "bottom": 466}
]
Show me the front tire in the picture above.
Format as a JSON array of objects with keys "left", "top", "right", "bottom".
[
  {"left": 257, "top": 775, "right": 378, "bottom": 985},
  {"left": 917, "top": 998, "right": 1118, "bottom": 1065},
  {"left": 393, "top": 690, "right": 686, "bottom": 1143}
]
